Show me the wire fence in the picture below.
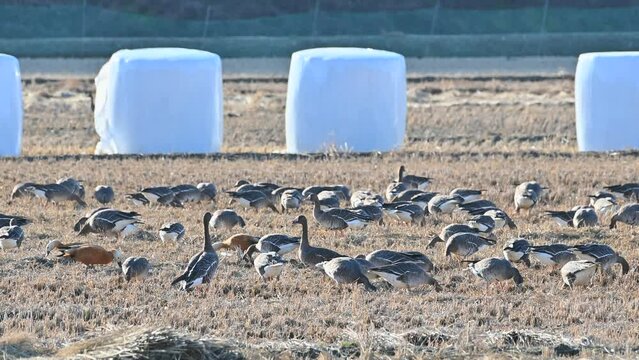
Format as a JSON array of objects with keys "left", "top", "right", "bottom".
[{"left": 1, "top": 1, "right": 639, "bottom": 57}]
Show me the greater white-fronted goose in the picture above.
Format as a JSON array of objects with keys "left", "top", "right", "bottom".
[
  {"left": 25, "top": 184, "right": 87, "bottom": 207},
  {"left": 293, "top": 215, "right": 345, "bottom": 267},
  {"left": 122, "top": 257, "right": 151, "bottom": 281},
  {"left": 94, "top": 185, "right": 115, "bottom": 204},
  {"left": 561, "top": 260, "right": 599, "bottom": 288},
  {"left": 369, "top": 262, "right": 441, "bottom": 291},
  {"left": 271, "top": 186, "right": 303, "bottom": 205},
  {"left": 381, "top": 202, "right": 425, "bottom": 226},
  {"left": 428, "top": 223, "right": 482, "bottom": 248},
  {"left": 603, "top": 183, "right": 639, "bottom": 199},
  {"left": 467, "top": 257, "right": 523, "bottom": 287},
  {"left": 350, "top": 204, "right": 384, "bottom": 225},
  {"left": 467, "top": 215, "right": 495, "bottom": 233},
  {"left": 609, "top": 203, "right": 639, "bottom": 229},
  {"left": 350, "top": 190, "right": 384, "bottom": 208},
  {"left": 450, "top": 188, "right": 484, "bottom": 203},
  {"left": 483, "top": 209, "right": 517, "bottom": 229},
  {"left": 159, "top": 222, "right": 186, "bottom": 242},
  {"left": 45, "top": 240, "right": 84, "bottom": 257},
  {"left": 398, "top": 165, "right": 432, "bottom": 190},
  {"left": 528, "top": 244, "right": 575, "bottom": 268},
  {"left": 445, "top": 232, "right": 496, "bottom": 260},
  {"left": 514, "top": 181, "right": 547, "bottom": 213},
  {"left": 0, "top": 219, "right": 24, "bottom": 250},
  {"left": 385, "top": 181, "right": 407, "bottom": 202},
  {"left": 570, "top": 244, "right": 629, "bottom": 275},
  {"left": 503, "top": 238, "right": 531, "bottom": 266},
  {"left": 0, "top": 213, "right": 30, "bottom": 228},
  {"left": 210, "top": 209, "right": 246, "bottom": 230},
  {"left": 171, "top": 184, "right": 204, "bottom": 204},
  {"left": 308, "top": 194, "right": 373, "bottom": 230},
  {"left": 171, "top": 212, "right": 219, "bottom": 291},
  {"left": 77, "top": 208, "right": 142, "bottom": 239},
  {"left": 573, "top": 207, "right": 598, "bottom": 228},
  {"left": 361, "top": 249, "right": 434, "bottom": 272},
  {"left": 226, "top": 190, "right": 279, "bottom": 213},
  {"left": 197, "top": 182, "right": 218, "bottom": 202},
  {"left": 279, "top": 189, "right": 303, "bottom": 213},
  {"left": 242, "top": 234, "right": 300, "bottom": 260},
  {"left": 302, "top": 185, "right": 351, "bottom": 200},
  {"left": 251, "top": 252, "right": 286, "bottom": 281},
  {"left": 428, "top": 194, "right": 464, "bottom": 215},
  {"left": 57, "top": 245, "right": 124, "bottom": 272},
  {"left": 11, "top": 182, "right": 36, "bottom": 199},
  {"left": 316, "top": 257, "right": 376, "bottom": 291}
]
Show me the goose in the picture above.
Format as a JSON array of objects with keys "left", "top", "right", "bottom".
[
  {"left": 316, "top": 191, "right": 342, "bottom": 209},
  {"left": 467, "top": 215, "right": 496, "bottom": 233},
  {"left": 308, "top": 194, "right": 373, "bottom": 230},
  {"left": 126, "top": 193, "right": 150, "bottom": 206},
  {"left": 392, "top": 189, "right": 427, "bottom": 202},
  {"left": 483, "top": 209, "right": 517, "bottom": 229},
  {"left": 569, "top": 244, "right": 629, "bottom": 275},
  {"left": 271, "top": 187, "right": 303, "bottom": 205},
  {"left": 279, "top": 189, "right": 303, "bottom": 213},
  {"left": 139, "top": 186, "right": 175, "bottom": 204},
  {"left": 293, "top": 215, "right": 345, "bottom": 267},
  {"left": 445, "top": 233, "right": 496, "bottom": 260},
  {"left": 528, "top": 244, "right": 576, "bottom": 268},
  {"left": 302, "top": 185, "right": 350, "bottom": 200},
  {"left": 350, "top": 190, "right": 383, "bottom": 208},
  {"left": 450, "top": 188, "right": 485, "bottom": 203},
  {"left": 381, "top": 202, "right": 425, "bottom": 226},
  {"left": 73, "top": 207, "right": 110, "bottom": 232},
  {"left": 94, "top": 185, "right": 115, "bottom": 204},
  {"left": 316, "top": 257, "right": 376, "bottom": 291},
  {"left": 45, "top": 240, "right": 84, "bottom": 257},
  {"left": 503, "top": 238, "right": 531, "bottom": 266},
  {"left": 57, "top": 245, "right": 124, "bottom": 272},
  {"left": 0, "top": 219, "right": 24, "bottom": 250},
  {"left": 428, "top": 194, "right": 464, "bottom": 215},
  {"left": 588, "top": 191, "right": 616, "bottom": 206},
  {"left": 514, "top": 181, "right": 546, "bottom": 213},
  {"left": 212, "top": 234, "right": 259, "bottom": 254},
  {"left": 369, "top": 262, "right": 441, "bottom": 291},
  {"left": 543, "top": 210, "right": 577, "bottom": 227},
  {"left": 360, "top": 249, "right": 434, "bottom": 272},
  {"left": 407, "top": 192, "right": 439, "bottom": 210},
  {"left": 171, "top": 184, "right": 205, "bottom": 204},
  {"left": 609, "top": 203, "right": 639, "bottom": 229},
  {"left": 122, "top": 257, "right": 151, "bottom": 281},
  {"left": 25, "top": 184, "right": 87, "bottom": 207},
  {"left": 0, "top": 213, "right": 30, "bottom": 228},
  {"left": 234, "top": 180, "right": 280, "bottom": 196},
  {"left": 603, "top": 183, "right": 639, "bottom": 199},
  {"left": 250, "top": 252, "right": 286, "bottom": 282},
  {"left": 11, "top": 182, "right": 36, "bottom": 199},
  {"left": 77, "top": 208, "right": 142, "bottom": 239},
  {"left": 561, "top": 260, "right": 599, "bottom": 288},
  {"left": 159, "top": 223, "right": 186, "bottom": 242},
  {"left": 398, "top": 165, "right": 432, "bottom": 190},
  {"left": 171, "top": 212, "right": 219, "bottom": 291},
  {"left": 350, "top": 204, "right": 384, "bottom": 225},
  {"left": 385, "top": 181, "right": 407, "bottom": 202},
  {"left": 428, "top": 223, "right": 482, "bottom": 248},
  {"left": 573, "top": 207, "right": 598, "bottom": 228},
  {"left": 592, "top": 197, "right": 618, "bottom": 216},
  {"left": 210, "top": 209, "right": 246, "bottom": 230},
  {"left": 242, "top": 234, "right": 300, "bottom": 261},
  {"left": 57, "top": 177, "right": 85, "bottom": 198},
  {"left": 226, "top": 190, "right": 279, "bottom": 213},
  {"left": 196, "top": 183, "right": 217, "bottom": 202},
  {"left": 467, "top": 257, "right": 523, "bottom": 288}
]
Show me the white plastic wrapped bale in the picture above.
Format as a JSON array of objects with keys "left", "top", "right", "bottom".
[
  {"left": 94, "top": 48, "right": 223, "bottom": 154},
  {"left": 575, "top": 52, "right": 639, "bottom": 152},
  {"left": 0, "top": 54, "right": 22, "bottom": 157},
  {"left": 285, "top": 48, "right": 406, "bottom": 153}
]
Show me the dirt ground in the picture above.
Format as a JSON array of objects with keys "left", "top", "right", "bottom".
[{"left": 1, "top": 76, "right": 639, "bottom": 359}]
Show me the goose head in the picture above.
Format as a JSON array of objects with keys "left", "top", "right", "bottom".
[{"left": 292, "top": 215, "right": 307, "bottom": 226}]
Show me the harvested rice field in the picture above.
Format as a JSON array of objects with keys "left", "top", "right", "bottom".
[{"left": 1, "top": 75, "right": 638, "bottom": 359}]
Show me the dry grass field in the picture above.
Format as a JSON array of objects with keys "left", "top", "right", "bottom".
[{"left": 1, "top": 76, "right": 639, "bottom": 359}]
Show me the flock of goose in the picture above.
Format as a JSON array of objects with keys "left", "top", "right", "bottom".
[{"left": 2, "top": 166, "right": 639, "bottom": 292}]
